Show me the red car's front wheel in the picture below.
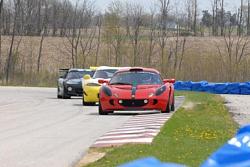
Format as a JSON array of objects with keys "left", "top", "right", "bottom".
[
  {"left": 171, "top": 96, "right": 175, "bottom": 111},
  {"left": 161, "top": 99, "right": 171, "bottom": 113},
  {"left": 99, "top": 101, "right": 114, "bottom": 115},
  {"left": 99, "top": 101, "right": 107, "bottom": 115}
]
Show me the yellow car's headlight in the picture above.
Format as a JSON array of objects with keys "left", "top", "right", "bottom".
[{"left": 86, "top": 83, "right": 100, "bottom": 86}]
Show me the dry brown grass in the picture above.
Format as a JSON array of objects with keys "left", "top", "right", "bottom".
[{"left": 0, "top": 36, "right": 249, "bottom": 86}]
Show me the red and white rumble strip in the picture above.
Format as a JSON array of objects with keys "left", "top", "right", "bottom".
[
  {"left": 91, "top": 113, "right": 173, "bottom": 148},
  {"left": 91, "top": 96, "right": 184, "bottom": 148}
]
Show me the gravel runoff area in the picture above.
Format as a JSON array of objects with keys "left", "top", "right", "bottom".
[{"left": 222, "top": 95, "right": 250, "bottom": 126}]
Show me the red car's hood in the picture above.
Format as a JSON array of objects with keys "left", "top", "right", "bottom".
[{"left": 109, "top": 85, "right": 161, "bottom": 99}]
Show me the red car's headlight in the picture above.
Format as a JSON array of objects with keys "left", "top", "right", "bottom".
[
  {"left": 148, "top": 93, "right": 154, "bottom": 97},
  {"left": 155, "top": 85, "right": 167, "bottom": 96},
  {"left": 113, "top": 93, "right": 119, "bottom": 98},
  {"left": 101, "top": 86, "right": 112, "bottom": 97}
]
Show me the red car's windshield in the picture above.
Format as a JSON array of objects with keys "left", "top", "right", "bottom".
[{"left": 110, "top": 71, "right": 163, "bottom": 86}]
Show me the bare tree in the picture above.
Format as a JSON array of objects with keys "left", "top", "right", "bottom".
[
  {"left": 211, "top": 0, "right": 219, "bottom": 36},
  {"left": 220, "top": 0, "right": 224, "bottom": 36},
  {"left": 106, "top": 1, "right": 124, "bottom": 66},
  {"left": 95, "top": 14, "right": 102, "bottom": 66},
  {"left": 127, "top": 3, "right": 143, "bottom": 66},
  {"left": 157, "top": 0, "right": 170, "bottom": 73},
  {"left": 37, "top": 0, "right": 49, "bottom": 73},
  {"left": 148, "top": 6, "right": 157, "bottom": 66},
  {"left": 216, "top": 27, "right": 250, "bottom": 81},
  {"left": 59, "top": 0, "right": 72, "bottom": 37},
  {"left": 247, "top": 0, "right": 250, "bottom": 35},
  {"left": 238, "top": 0, "right": 244, "bottom": 36},
  {"left": 5, "top": 0, "right": 20, "bottom": 84},
  {"left": 0, "top": 0, "right": 3, "bottom": 75},
  {"left": 193, "top": 0, "right": 197, "bottom": 35},
  {"left": 186, "top": 0, "right": 192, "bottom": 32}
]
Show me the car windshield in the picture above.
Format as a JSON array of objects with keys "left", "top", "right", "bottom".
[
  {"left": 93, "top": 69, "right": 118, "bottom": 79},
  {"left": 110, "top": 71, "right": 163, "bottom": 86},
  {"left": 66, "top": 71, "right": 95, "bottom": 80}
]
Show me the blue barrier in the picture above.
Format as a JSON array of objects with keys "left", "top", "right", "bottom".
[
  {"left": 174, "top": 81, "right": 250, "bottom": 95},
  {"left": 201, "top": 125, "right": 250, "bottom": 167}
]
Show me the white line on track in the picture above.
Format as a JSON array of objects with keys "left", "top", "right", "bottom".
[
  {"left": 98, "top": 133, "right": 158, "bottom": 140},
  {"left": 108, "top": 126, "right": 160, "bottom": 132},
  {"left": 105, "top": 129, "right": 160, "bottom": 135},
  {"left": 94, "top": 137, "right": 153, "bottom": 145},
  {"left": 121, "top": 125, "right": 161, "bottom": 129}
]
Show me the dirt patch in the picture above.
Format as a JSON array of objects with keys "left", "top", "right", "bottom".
[
  {"left": 75, "top": 149, "right": 106, "bottom": 167},
  {"left": 182, "top": 102, "right": 196, "bottom": 110}
]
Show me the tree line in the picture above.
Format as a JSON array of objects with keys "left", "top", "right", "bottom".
[
  {"left": 0, "top": 0, "right": 249, "bottom": 85},
  {"left": 1, "top": 0, "right": 250, "bottom": 37},
  {"left": 201, "top": 0, "right": 250, "bottom": 36}
]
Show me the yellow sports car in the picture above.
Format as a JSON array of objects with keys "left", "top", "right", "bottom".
[{"left": 82, "top": 66, "right": 120, "bottom": 105}]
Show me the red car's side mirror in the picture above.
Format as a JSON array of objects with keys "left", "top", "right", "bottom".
[
  {"left": 163, "top": 79, "right": 176, "bottom": 84},
  {"left": 98, "top": 79, "right": 109, "bottom": 84}
]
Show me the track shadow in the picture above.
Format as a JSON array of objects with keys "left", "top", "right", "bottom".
[
  {"left": 88, "top": 112, "right": 138, "bottom": 116},
  {"left": 87, "top": 111, "right": 161, "bottom": 116},
  {"left": 47, "top": 97, "right": 82, "bottom": 100},
  {"left": 73, "top": 104, "right": 83, "bottom": 107}
]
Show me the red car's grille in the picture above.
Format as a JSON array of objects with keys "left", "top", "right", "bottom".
[{"left": 119, "top": 99, "right": 148, "bottom": 107}]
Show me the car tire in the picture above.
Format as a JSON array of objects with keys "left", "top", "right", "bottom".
[
  {"left": 62, "top": 87, "right": 71, "bottom": 99},
  {"left": 108, "top": 111, "right": 114, "bottom": 114},
  {"left": 83, "top": 101, "right": 95, "bottom": 106},
  {"left": 57, "top": 87, "right": 62, "bottom": 99},
  {"left": 161, "top": 98, "right": 170, "bottom": 113},
  {"left": 82, "top": 97, "right": 96, "bottom": 106},
  {"left": 171, "top": 96, "right": 175, "bottom": 111},
  {"left": 99, "top": 101, "right": 108, "bottom": 115}
]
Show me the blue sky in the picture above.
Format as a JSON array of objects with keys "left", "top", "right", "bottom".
[{"left": 94, "top": 0, "right": 241, "bottom": 12}]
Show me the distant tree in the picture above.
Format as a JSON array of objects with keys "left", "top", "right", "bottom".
[
  {"left": 193, "top": 0, "right": 198, "bottom": 35},
  {"left": 0, "top": 0, "right": 3, "bottom": 74},
  {"left": 37, "top": 0, "right": 49, "bottom": 73},
  {"left": 220, "top": 0, "right": 224, "bottom": 36},
  {"left": 237, "top": 0, "right": 244, "bottom": 36},
  {"left": 247, "top": 0, "right": 250, "bottom": 35},
  {"left": 216, "top": 27, "right": 250, "bottom": 81},
  {"left": 104, "top": 1, "right": 125, "bottom": 66},
  {"left": 95, "top": 14, "right": 102, "bottom": 66},
  {"left": 230, "top": 13, "right": 237, "bottom": 26},
  {"left": 157, "top": 0, "right": 170, "bottom": 73},
  {"left": 127, "top": 3, "right": 143, "bottom": 66},
  {"left": 5, "top": 0, "right": 20, "bottom": 84},
  {"left": 148, "top": 7, "right": 157, "bottom": 66},
  {"left": 202, "top": 10, "right": 213, "bottom": 27}
]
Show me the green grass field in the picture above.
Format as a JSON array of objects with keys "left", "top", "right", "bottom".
[{"left": 86, "top": 92, "right": 238, "bottom": 167}]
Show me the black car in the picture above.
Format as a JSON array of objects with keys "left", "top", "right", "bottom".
[{"left": 57, "top": 69, "right": 95, "bottom": 99}]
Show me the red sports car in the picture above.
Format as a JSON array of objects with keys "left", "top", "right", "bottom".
[{"left": 98, "top": 67, "right": 175, "bottom": 115}]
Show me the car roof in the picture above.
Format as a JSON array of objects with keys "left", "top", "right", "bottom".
[
  {"left": 96, "top": 66, "right": 122, "bottom": 70},
  {"left": 116, "top": 67, "right": 160, "bottom": 74},
  {"left": 90, "top": 66, "right": 98, "bottom": 70},
  {"left": 69, "top": 68, "right": 94, "bottom": 72}
]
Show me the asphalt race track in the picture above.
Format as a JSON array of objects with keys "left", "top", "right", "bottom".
[{"left": 0, "top": 87, "right": 184, "bottom": 167}]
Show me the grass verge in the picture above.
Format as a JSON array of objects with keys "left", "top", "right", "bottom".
[{"left": 85, "top": 91, "right": 238, "bottom": 167}]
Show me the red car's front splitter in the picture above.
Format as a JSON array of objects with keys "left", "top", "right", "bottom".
[{"left": 100, "top": 98, "right": 169, "bottom": 112}]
